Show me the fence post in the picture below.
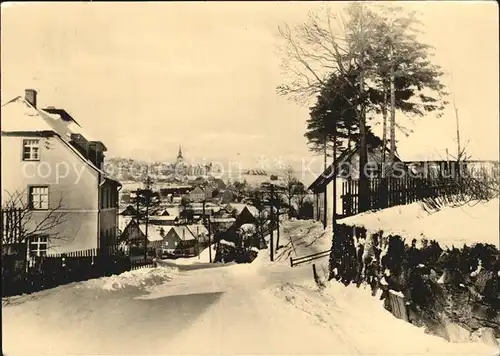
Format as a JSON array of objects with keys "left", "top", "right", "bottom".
[{"left": 290, "top": 256, "right": 293, "bottom": 268}]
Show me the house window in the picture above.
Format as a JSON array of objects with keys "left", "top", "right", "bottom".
[
  {"left": 29, "top": 236, "right": 48, "bottom": 257},
  {"left": 23, "top": 139, "right": 40, "bottom": 161},
  {"left": 29, "top": 186, "right": 49, "bottom": 210}
]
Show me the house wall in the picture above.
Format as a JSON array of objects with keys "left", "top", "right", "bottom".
[
  {"left": 1, "top": 134, "right": 100, "bottom": 253},
  {"left": 189, "top": 193, "right": 205, "bottom": 202},
  {"left": 325, "top": 178, "right": 344, "bottom": 227},
  {"left": 99, "top": 181, "right": 119, "bottom": 248},
  {"left": 163, "top": 229, "right": 182, "bottom": 249},
  {"left": 317, "top": 191, "right": 325, "bottom": 226},
  {"left": 122, "top": 223, "right": 146, "bottom": 244},
  {"left": 99, "top": 209, "right": 118, "bottom": 248}
]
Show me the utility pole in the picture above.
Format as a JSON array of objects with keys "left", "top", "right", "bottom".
[
  {"left": 135, "top": 189, "right": 140, "bottom": 224},
  {"left": 269, "top": 184, "right": 274, "bottom": 262},
  {"left": 207, "top": 217, "right": 212, "bottom": 263},
  {"left": 202, "top": 200, "right": 206, "bottom": 225},
  {"left": 331, "top": 111, "right": 338, "bottom": 234},
  {"left": 143, "top": 177, "right": 152, "bottom": 261},
  {"left": 197, "top": 225, "right": 200, "bottom": 259},
  {"left": 275, "top": 196, "right": 281, "bottom": 252}
]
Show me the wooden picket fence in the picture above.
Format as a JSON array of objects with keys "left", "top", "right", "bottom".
[
  {"left": 341, "top": 176, "right": 462, "bottom": 217},
  {"left": 2, "top": 244, "right": 157, "bottom": 297},
  {"left": 1, "top": 208, "right": 23, "bottom": 244}
]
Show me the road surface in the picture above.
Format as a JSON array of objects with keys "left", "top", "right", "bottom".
[{"left": 2, "top": 220, "right": 494, "bottom": 355}]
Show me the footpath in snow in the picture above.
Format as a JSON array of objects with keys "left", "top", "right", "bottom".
[{"left": 2, "top": 219, "right": 498, "bottom": 355}]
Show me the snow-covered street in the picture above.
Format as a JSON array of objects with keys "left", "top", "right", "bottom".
[{"left": 2, "top": 220, "right": 497, "bottom": 355}]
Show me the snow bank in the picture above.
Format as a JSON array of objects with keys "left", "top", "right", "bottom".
[
  {"left": 340, "top": 198, "right": 500, "bottom": 248},
  {"left": 272, "top": 280, "right": 496, "bottom": 355},
  {"left": 220, "top": 239, "right": 236, "bottom": 247},
  {"left": 163, "top": 244, "right": 217, "bottom": 265},
  {"left": 84, "top": 267, "right": 178, "bottom": 292}
]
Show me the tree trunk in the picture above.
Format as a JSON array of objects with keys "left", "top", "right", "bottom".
[
  {"left": 381, "top": 87, "right": 388, "bottom": 178},
  {"left": 389, "top": 48, "right": 396, "bottom": 166},
  {"left": 324, "top": 140, "right": 327, "bottom": 171},
  {"left": 357, "top": 6, "right": 369, "bottom": 214}
]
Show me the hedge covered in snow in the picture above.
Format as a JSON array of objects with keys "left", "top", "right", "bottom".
[
  {"left": 329, "top": 223, "right": 500, "bottom": 340},
  {"left": 214, "top": 242, "right": 259, "bottom": 264}
]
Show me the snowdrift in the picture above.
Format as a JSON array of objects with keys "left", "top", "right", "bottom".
[
  {"left": 83, "top": 266, "right": 178, "bottom": 292},
  {"left": 271, "top": 280, "right": 497, "bottom": 355},
  {"left": 162, "top": 244, "right": 218, "bottom": 265},
  {"left": 339, "top": 198, "right": 499, "bottom": 248}
]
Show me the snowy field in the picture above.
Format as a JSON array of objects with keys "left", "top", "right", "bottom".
[
  {"left": 2, "top": 219, "right": 498, "bottom": 355},
  {"left": 339, "top": 198, "right": 500, "bottom": 248}
]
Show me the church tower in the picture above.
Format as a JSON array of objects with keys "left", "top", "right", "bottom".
[{"left": 177, "top": 145, "right": 183, "bottom": 165}]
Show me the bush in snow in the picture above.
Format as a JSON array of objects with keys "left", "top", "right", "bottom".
[
  {"left": 213, "top": 240, "right": 258, "bottom": 264},
  {"left": 329, "top": 223, "right": 500, "bottom": 339}
]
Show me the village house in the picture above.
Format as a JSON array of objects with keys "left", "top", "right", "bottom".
[
  {"left": 1, "top": 89, "right": 121, "bottom": 255},
  {"left": 188, "top": 186, "right": 205, "bottom": 203},
  {"left": 224, "top": 203, "right": 260, "bottom": 230},
  {"left": 209, "top": 217, "right": 236, "bottom": 232},
  {"left": 204, "top": 186, "right": 216, "bottom": 201},
  {"left": 221, "top": 189, "right": 235, "bottom": 204},
  {"left": 308, "top": 143, "right": 402, "bottom": 229},
  {"left": 162, "top": 226, "right": 197, "bottom": 255},
  {"left": 148, "top": 215, "right": 179, "bottom": 226},
  {"left": 158, "top": 185, "right": 192, "bottom": 200},
  {"left": 208, "top": 177, "right": 227, "bottom": 191},
  {"left": 118, "top": 219, "right": 164, "bottom": 258},
  {"left": 187, "top": 224, "right": 209, "bottom": 243},
  {"left": 119, "top": 205, "right": 138, "bottom": 217}
]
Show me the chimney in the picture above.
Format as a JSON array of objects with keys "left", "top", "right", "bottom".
[{"left": 25, "top": 89, "right": 37, "bottom": 108}]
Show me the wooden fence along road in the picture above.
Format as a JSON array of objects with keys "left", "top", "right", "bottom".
[
  {"left": 341, "top": 176, "right": 462, "bottom": 217},
  {"left": 1, "top": 242, "right": 156, "bottom": 297},
  {"left": 290, "top": 249, "right": 331, "bottom": 267}
]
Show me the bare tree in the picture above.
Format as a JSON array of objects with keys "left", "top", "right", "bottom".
[
  {"left": 276, "top": 4, "right": 376, "bottom": 212},
  {"left": 277, "top": 3, "right": 447, "bottom": 210},
  {"left": 420, "top": 149, "right": 499, "bottom": 213},
  {"left": 1, "top": 189, "right": 69, "bottom": 248},
  {"left": 281, "top": 166, "right": 300, "bottom": 217},
  {"left": 293, "top": 182, "right": 309, "bottom": 214}
]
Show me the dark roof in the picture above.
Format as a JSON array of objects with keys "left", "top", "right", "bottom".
[
  {"left": 43, "top": 107, "right": 81, "bottom": 126},
  {"left": 307, "top": 146, "right": 357, "bottom": 192},
  {"left": 307, "top": 144, "right": 402, "bottom": 192},
  {"left": 120, "top": 205, "right": 137, "bottom": 216}
]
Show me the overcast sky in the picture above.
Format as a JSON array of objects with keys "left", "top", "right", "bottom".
[{"left": 1, "top": 1, "right": 498, "bottom": 172}]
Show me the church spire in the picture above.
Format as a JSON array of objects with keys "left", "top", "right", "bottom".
[{"left": 177, "top": 145, "right": 183, "bottom": 159}]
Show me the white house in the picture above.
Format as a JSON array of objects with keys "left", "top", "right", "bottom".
[{"left": 1, "top": 89, "right": 121, "bottom": 255}]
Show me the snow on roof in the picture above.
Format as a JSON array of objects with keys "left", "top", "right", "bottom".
[
  {"left": 170, "top": 226, "right": 195, "bottom": 241},
  {"left": 238, "top": 223, "right": 256, "bottom": 233},
  {"left": 166, "top": 206, "right": 180, "bottom": 217},
  {"left": 220, "top": 239, "right": 236, "bottom": 247},
  {"left": 210, "top": 217, "right": 236, "bottom": 223},
  {"left": 186, "top": 224, "right": 208, "bottom": 236},
  {"left": 149, "top": 216, "right": 178, "bottom": 221},
  {"left": 138, "top": 224, "right": 164, "bottom": 242},
  {"left": 1, "top": 96, "right": 54, "bottom": 132},
  {"left": 2, "top": 95, "right": 108, "bottom": 176},
  {"left": 231, "top": 203, "right": 259, "bottom": 217},
  {"left": 151, "top": 208, "right": 170, "bottom": 216},
  {"left": 118, "top": 216, "right": 133, "bottom": 231}
]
